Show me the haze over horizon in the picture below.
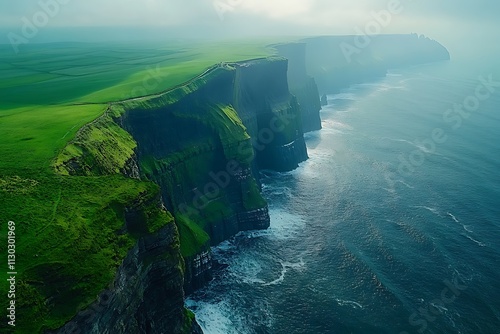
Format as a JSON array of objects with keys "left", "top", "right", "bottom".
[{"left": 1, "top": 0, "right": 499, "bottom": 51}]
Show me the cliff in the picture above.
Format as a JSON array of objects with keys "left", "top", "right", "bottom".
[
  {"left": 48, "top": 57, "right": 309, "bottom": 333},
  {"left": 273, "top": 43, "right": 322, "bottom": 132},
  {"left": 302, "top": 34, "right": 450, "bottom": 95},
  {"left": 8, "top": 35, "right": 451, "bottom": 334}
]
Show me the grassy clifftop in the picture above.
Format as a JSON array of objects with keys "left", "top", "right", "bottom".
[{"left": 0, "top": 41, "right": 275, "bottom": 333}]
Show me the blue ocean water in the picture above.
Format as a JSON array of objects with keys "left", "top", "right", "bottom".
[{"left": 187, "top": 56, "right": 500, "bottom": 333}]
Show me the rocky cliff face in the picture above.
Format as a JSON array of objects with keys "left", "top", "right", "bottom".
[
  {"left": 274, "top": 43, "right": 322, "bottom": 132},
  {"left": 230, "top": 58, "right": 309, "bottom": 171}
]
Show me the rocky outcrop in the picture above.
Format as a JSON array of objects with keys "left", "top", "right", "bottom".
[
  {"left": 183, "top": 249, "right": 212, "bottom": 295},
  {"left": 121, "top": 153, "right": 141, "bottom": 179},
  {"left": 237, "top": 207, "right": 270, "bottom": 231},
  {"left": 321, "top": 94, "right": 328, "bottom": 106}
]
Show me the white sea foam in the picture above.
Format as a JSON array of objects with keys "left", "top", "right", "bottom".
[
  {"left": 447, "top": 212, "right": 460, "bottom": 223},
  {"left": 335, "top": 298, "right": 363, "bottom": 309},
  {"left": 259, "top": 208, "right": 306, "bottom": 241},
  {"left": 380, "top": 137, "right": 414, "bottom": 146},
  {"left": 262, "top": 258, "right": 306, "bottom": 286},
  {"left": 462, "top": 225, "right": 473, "bottom": 233},
  {"left": 382, "top": 187, "right": 396, "bottom": 194},
  {"left": 374, "top": 83, "right": 407, "bottom": 93},
  {"left": 322, "top": 119, "right": 354, "bottom": 131},
  {"left": 210, "top": 239, "right": 236, "bottom": 259},
  {"left": 331, "top": 120, "right": 354, "bottom": 131},
  {"left": 380, "top": 137, "right": 444, "bottom": 156},
  {"left": 464, "top": 234, "right": 486, "bottom": 247},
  {"left": 446, "top": 212, "right": 474, "bottom": 233},
  {"left": 230, "top": 255, "right": 265, "bottom": 284},
  {"left": 386, "top": 72, "right": 403, "bottom": 77},
  {"left": 208, "top": 207, "right": 306, "bottom": 288},
  {"left": 430, "top": 302, "right": 449, "bottom": 313},
  {"left": 328, "top": 92, "right": 357, "bottom": 101},
  {"left": 412, "top": 205, "right": 441, "bottom": 216},
  {"left": 397, "top": 180, "right": 415, "bottom": 189},
  {"left": 266, "top": 185, "right": 294, "bottom": 199},
  {"left": 262, "top": 266, "right": 287, "bottom": 286},
  {"left": 185, "top": 299, "right": 248, "bottom": 334}
]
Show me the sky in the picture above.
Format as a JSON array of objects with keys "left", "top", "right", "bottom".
[{"left": 1, "top": 0, "right": 499, "bottom": 48}]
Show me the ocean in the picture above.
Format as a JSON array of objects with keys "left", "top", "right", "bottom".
[{"left": 186, "top": 51, "right": 500, "bottom": 333}]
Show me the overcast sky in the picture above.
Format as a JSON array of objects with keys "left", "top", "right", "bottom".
[{"left": 1, "top": 0, "right": 498, "bottom": 46}]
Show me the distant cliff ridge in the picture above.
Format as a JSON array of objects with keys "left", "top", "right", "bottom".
[
  {"left": 50, "top": 35, "right": 449, "bottom": 333},
  {"left": 300, "top": 34, "right": 450, "bottom": 94}
]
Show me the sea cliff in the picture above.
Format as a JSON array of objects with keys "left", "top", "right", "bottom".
[
  {"left": 50, "top": 56, "right": 315, "bottom": 333},
  {"left": 30, "top": 34, "right": 449, "bottom": 333}
]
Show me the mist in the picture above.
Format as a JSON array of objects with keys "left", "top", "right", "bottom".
[{"left": 1, "top": 0, "right": 499, "bottom": 50}]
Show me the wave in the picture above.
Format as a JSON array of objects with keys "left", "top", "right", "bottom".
[
  {"left": 262, "top": 258, "right": 306, "bottom": 286},
  {"left": 463, "top": 234, "right": 486, "bottom": 247},
  {"left": 447, "top": 212, "right": 460, "bottom": 223},
  {"left": 186, "top": 296, "right": 274, "bottom": 334},
  {"left": 382, "top": 187, "right": 396, "bottom": 194},
  {"left": 430, "top": 301, "right": 449, "bottom": 313},
  {"left": 229, "top": 255, "right": 266, "bottom": 285},
  {"left": 185, "top": 299, "right": 250, "bottom": 334},
  {"left": 447, "top": 212, "right": 474, "bottom": 233},
  {"left": 322, "top": 119, "right": 354, "bottom": 131},
  {"left": 380, "top": 137, "right": 414, "bottom": 145},
  {"left": 319, "top": 120, "right": 353, "bottom": 136},
  {"left": 252, "top": 208, "right": 306, "bottom": 241},
  {"left": 263, "top": 185, "right": 294, "bottom": 200},
  {"left": 411, "top": 205, "right": 441, "bottom": 216},
  {"left": 328, "top": 92, "right": 357, "bottom": 100},
  {"left": 206, "top": 208, "right": 306, "bottom": 288},
  {"left": 373, "top": 83, "right": 408, "bottom": 93},
  {"left": 262, "top": 266, "right": 286, "bottom": 286},
  {"left": 462, "top": 225, "right": 474, "bottom": 233},
  {"left": 339, "top": 80, "right": 409, "bottom": 98},
  {"left": 397, "top": 180, "right": 415, "bottom": 189},
  {"left": 380, "top": 137, "right": 443, "bottom": 155},
  {"left": 335, "top": 298, "right": 363, "bottom": 309}
]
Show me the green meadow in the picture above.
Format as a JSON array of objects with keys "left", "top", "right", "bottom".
[
  {"left": 0, "top": 39, "right": 277, "bottom": 332},
  {"left": 1, "top": 40, "right": 274, "bottom": 106}
]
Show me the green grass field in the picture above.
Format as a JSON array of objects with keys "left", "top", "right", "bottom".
[
  {"left": 0, "top": 39, "right": 278, "bottom": 332},
  {"left": 0, "top": 40, "right": 275, "bottom": 106}
]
